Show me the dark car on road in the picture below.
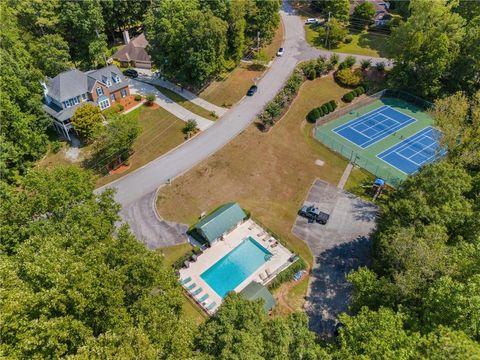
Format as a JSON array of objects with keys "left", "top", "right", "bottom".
[
  {"left": 122, "top": 69, "right": 138, "bottom": 78},
  {"left": 298, "top": 205, "right": 330, "bottom": 225},
  {"left": 247, "top": 85, "right": 258, "bottom": 96}
]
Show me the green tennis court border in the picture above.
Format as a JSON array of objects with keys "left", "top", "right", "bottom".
[{"left": 314, "top": 94, "right": 433, "bottom": 187}]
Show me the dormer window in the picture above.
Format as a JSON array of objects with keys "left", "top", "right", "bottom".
[
  {"left": 102, "top": 75, "right": 112, "bottom": 86},
  {"left": 112, "top": 74, "right": 121, "bottom": 84}
]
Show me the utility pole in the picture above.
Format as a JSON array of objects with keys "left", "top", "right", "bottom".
[{"left": 325, "top": 11, "right": 331, "bottom": 50}]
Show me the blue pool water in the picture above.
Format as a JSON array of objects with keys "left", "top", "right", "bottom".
[{"left": 201, "top": 237, "right": 272, "bottom": 298}]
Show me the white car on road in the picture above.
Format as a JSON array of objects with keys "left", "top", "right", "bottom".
[{"left": 276, "top": 47, "right": 285, "bottom": 56}]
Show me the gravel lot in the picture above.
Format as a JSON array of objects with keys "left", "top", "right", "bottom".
[{"left": 292, "top": 179, "right": 378, "bottom": 337}]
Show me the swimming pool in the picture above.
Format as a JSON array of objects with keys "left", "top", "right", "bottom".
[{"left": 201, "top": 237, "right": 272, "bottom": 298}]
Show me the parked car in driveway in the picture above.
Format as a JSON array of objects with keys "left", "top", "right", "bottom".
[
  {"left": 298, "top": 205, "right": 330, "bottom": 224},
  {"left": 277, "top": 47, "right": 285, "bottom": 56},
  {"left": 305, "top": 18, "right": 319, "bottom": 24},
  {"left": 246, "top": 85, "right": 258, "bottom": 96},
  {"left": 122, "top": 68, "right": 138, "bottom": 78}
]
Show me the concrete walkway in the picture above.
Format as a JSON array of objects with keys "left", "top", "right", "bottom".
[
  {"left": 135, "top": 69, "right": 228, "bottom": 117},
  {"left": 337, "top": 163, "right": 354, "bottom": 189},
  {"left": 128, "top": 79, "right": 214, "bottom": 131}
]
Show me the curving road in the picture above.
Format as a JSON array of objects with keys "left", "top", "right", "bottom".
[{"left": 98, "top": 2, "right": 389, "bottom": 249}]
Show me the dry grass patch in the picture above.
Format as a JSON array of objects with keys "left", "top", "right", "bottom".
[
  {"left": 157, "top": 75, "right": 351, "bottom": 269},
  {"left": 199, "top": 23, "right": 284, "bottom": 107},
  {"left": 96, "top": 106, "right": 185, "bottom": 187}
]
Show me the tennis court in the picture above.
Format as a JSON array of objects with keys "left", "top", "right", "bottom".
[
  {"left": 377, "top": 127, "right": 446, "bottom": 175},
  {"left": 314, "top": 96, "right": 444, "bottom": 187},
  {"left": 333, "top": 105, "right": 416, "bottom": 148}
]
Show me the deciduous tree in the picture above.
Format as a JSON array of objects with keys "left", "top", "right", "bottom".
[{"left": 71, "top": 103, "right": 104, "bottom": 143}]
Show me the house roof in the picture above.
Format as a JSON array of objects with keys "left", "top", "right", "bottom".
[
  {"left": 112, "top": 33, "right": 151, "bottom": 64},
  {"left": 85, "top": 64, "right": 128, "bottom": 93},
  {"left": 45, "top": 69, "right": 88, "bottom": 103},
  {"left": 240, "top": 281, "right": 276, "bottom": 312},
  {"left": 45, "top": 65, "right": 126, "bottom": 103},
  {"left": 42, "top": 100, "right": 94, "bottom": 122},
  {"left": 194, "top": 203, "right": 246, "bottom": 243}
]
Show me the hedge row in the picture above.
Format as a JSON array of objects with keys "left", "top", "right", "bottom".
[
  {"left": 258, "top": 70, "right": 305, "bottom": 131},
  {"left": 342, "top": 86, "right": 366, "bottom": 102},
  {"left": 306, "top": 100, "right": 337, "bottom": 123},
  {"left": 103, "top": 103, "right": 125, "bottom": 119},
  {"left": 268, "top": 257, "right": 307, "bottom": 289}
]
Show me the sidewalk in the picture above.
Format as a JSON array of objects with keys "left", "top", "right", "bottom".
[
  {"left": 128, "top": 79, "right": 214, "bottom": 131},
  {"left": 134, "top": 69, "right": 229, "bottom": 117}
]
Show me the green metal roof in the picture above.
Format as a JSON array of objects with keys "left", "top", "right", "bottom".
[
  {"left": 240, "top": 281, "right": 276, "bottom": 312},
  {"left": 194, "top": 203, "right": 246, "bottom": 243}
]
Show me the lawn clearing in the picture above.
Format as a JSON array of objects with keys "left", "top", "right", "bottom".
[
  {"left": 157, "top": 244, "right": 207, "bottom": 324},
  {"left": 157, "top": 75, "right": 352, "bottom": 287},
  {"left": 154, "top": 86, "right": 219, "bottom": 121},
  {"left": 199, "top": 23, "right": 284, "bottom": 108},
  {"left": 305, "top": 25, "right": 391, "bottom": 58},
  {"left": 96, "top": 106, "right": 185, "bottom": 187}
]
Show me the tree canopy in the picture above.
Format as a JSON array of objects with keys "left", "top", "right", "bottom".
[
  {"left": 387, "top": 0, "right": 479, "bottom": 98},
  {"left": 145, "top": 0, "right": 280, "bottom": 87},
  {"left": 0, "top": 166, "right": 196, "bottom": 359}
]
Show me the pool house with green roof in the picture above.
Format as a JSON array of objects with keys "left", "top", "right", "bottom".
[{"left": 194, "top": 202, "right": 247, "bottom": 245}]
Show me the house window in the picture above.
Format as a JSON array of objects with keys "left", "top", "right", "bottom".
[
  {"left": 96, "top": 87, "right": 104, "bottom": 97},
  {"left": 63, "top": 97, "right": 79, "bottom": 108},
  {"left": 111, "top": 93, "right": 116, "bottom": 102},
  {"left": 120, "top": 88, "right": 127, "bottom": 98},
  {"left": 102, "top": 75, "right": 112, "bottom": 86},
  {"left": 99, "top": 98, "right": 110, "bottom": 110},
  {"left": 112, "top": 74, "right": 121, "bottom": 84},
  {"left": 82, "top": 93, "right": 87, "bottom": 100}
]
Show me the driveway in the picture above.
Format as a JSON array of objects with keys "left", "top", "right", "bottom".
[
  {"left": 128, "top": 79, "right": 214, "bottom": 131},
  {"left": 98, "top": 1, "right": 389, "bottom": 247},
  {"left": 292, "top": 179, "right": 378, "bottom": 337}
]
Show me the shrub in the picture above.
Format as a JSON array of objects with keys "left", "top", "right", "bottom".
[
  {"left": 343, "top": 92, "right": 355, "bottom": 102},
  {"left": 116, "top": 104, "right": 124, "bottom": 112},
  {"left": 338, "top": 61, "right": 349, "bottom": 70},
  {"left": 329, "top": 53, "right": 340, "bottom": 65},
  {"left": 345, "top": 55, "right": 357, "bottom": 68},
  {"left": 360, "top": 59, "right": 371, "bottom": 70},
  {"left": 321, "top": 104, "right": 329, "bottom": 114},
  {"left": 50, "top": 141, "right": 62, "bottom": 153},
  {"left": 329, "top": 100, "right": 337, "bottom": 110},
  {"left": 326, "top": 101, "right": 333, "bottom": 113},
  {"left": 335, "top": 68, "right": 362, "bottom": 87},
  {"left": 317, "top": 106, "right": 324, "bottom": 117},
  {"left": 344, "top": 35, "right": 353, "bottom": 43},
  {"left": 307, "top": 108, "right": 320, "bottom": 123},
  {"left": 134, "top": 94, "right": 142, "bottom": 101},
  {"left": 268, "top": 257, "right": 307, "bottom": 289},
  {"left": 306, "top": 68, "right": 316, "bottom": 80},
  {"left": 355, "top": 86, "right": 365, "bottom": 95},
  {"left": 375, "top": 61, "right": 385, "bottom": 72},
  {"left": 145, "top": 93, "right": 156, "bottom": 105}
]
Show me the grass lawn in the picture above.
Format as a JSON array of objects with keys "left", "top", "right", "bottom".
[
  {"left": 155, "top": 86, "right": 219, "bottom": 121},
  {"left": 157, "top": 243, "right": 207, "bottom": 324},
  {"left": 96, "top": 106, "right": 186, "bottom": 187},
  {"left": 157, "top": 75, "right": 353, "bottom": 275},
  {"left": 305, "top": 25, "right": 391, "bottom": 58},
  {"left": 199, "top": 22, "right": 284, "bottom": 108}
]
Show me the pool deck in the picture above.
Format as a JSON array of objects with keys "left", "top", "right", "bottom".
[{"left": 179, "top": 219, "right": 293, "bottom": 314}]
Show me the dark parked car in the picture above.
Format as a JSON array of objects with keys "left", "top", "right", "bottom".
[
  {"left": 246, "top": 85, "right": 258, "bottom": 96},
  {"left": 298, "top": 205, "right": 330, "bottom": 225},
  {"left": 122, "top": 69, "right": 138, "bottom": 78}
]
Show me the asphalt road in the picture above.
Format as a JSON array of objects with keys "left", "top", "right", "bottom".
[{"left": 98, "top": 1, "right": 389, "bottom": 247}]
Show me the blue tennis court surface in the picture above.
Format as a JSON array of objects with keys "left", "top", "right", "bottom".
[
  {"left": 378, "top": 127, "right": 446, "bottom": 175},
  {"left": 333, "top": 105, "right": 416, "bottom": 148}
]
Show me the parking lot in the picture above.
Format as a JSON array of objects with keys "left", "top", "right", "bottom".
[{"left": 292, "top": 179, "right": 378, "bottom": 337}]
